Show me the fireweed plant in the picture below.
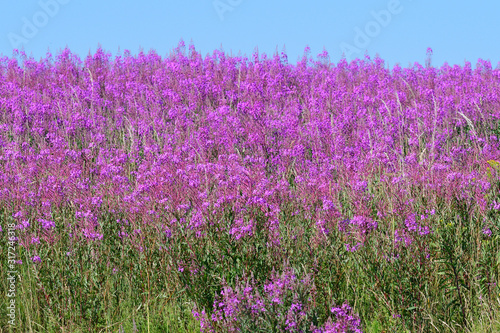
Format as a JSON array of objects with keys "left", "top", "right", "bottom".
[{"left": 0, "top": 41, "right": 500, "bottom": 332}]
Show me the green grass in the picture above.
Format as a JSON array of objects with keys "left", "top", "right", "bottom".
[{"left": 2, "top": 189, "right": 500, "bottom": 332}]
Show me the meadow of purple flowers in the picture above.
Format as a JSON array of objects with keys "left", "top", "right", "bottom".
[{"left": 1, "top": 41, "right": 500, "bottom": 332}]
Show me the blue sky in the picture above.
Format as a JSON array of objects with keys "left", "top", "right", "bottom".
[{"left": 1, "top": 0, "right": 499, "bottom": 68}]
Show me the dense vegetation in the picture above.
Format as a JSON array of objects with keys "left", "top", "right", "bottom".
[{"left": 1, "top": 42, "right": 500, "bottom": 332}]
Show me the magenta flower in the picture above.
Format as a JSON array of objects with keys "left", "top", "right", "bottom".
[
  {"left": 31, "top": 256, "right": 42, "bottom": 263},
  {"left": 37, "top": 219, "right": 55, "bottom": 230}
]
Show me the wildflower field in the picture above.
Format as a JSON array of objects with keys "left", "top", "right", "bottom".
[{"left": 1, "top": 42, "right": 500, "bottom": 332}]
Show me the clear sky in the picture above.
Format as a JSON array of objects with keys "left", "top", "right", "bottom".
[{"left": 0, "top": 0, "right": 498, "bottom": 68}]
